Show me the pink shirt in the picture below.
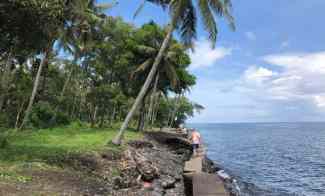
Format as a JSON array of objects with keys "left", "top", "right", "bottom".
[{"left": 191, "top": 131, "right": 201, "bottom": 144}]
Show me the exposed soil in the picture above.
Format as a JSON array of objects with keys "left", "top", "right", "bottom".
[{"left": 0, "top": 131, "right": 222, "bottom": 196}]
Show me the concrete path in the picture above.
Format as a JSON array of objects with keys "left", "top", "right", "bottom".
[
  {"left": 183, "top": 144, "right": 229, "bottom": 196},
  {"left": 184, "top": 156, "right": 203, "bottom": 173}
]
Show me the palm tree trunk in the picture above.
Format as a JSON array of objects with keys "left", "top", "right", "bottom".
[
  {"left": 91, "top": 105, "right": 98, "bottom": 127},
  {"left": 0, "top": 51, "right": 12, "bottom": 111},
  {"left": 15, "top": 101, "right": 26, "bottom": 129},
  {"left": 137, "top": 100, "right": 146, "bottom": 131},
  {"left": 20, "top": 50, "right": 50, "bottom": 129},
  {"left": 168, "top": 94, "right": 181, "bottom": 128},
  {"left": 50, "top": 67, "right": 74, "bottom": 124},
  {"left": 60, "top": 69, "right": 73, "bottom": 100},
  {"left": 109, "top": 105, "right": 116, "bottom": 126},
  {"left": 99, "top": 113, "right": 105, "bottom": 128},
  {"left": 112, "top": 21, "right": 177, "bottom": 145},
  {"left": 146, "top": 73, "right": 159, "bottom": 130},
  {"left": 151, "top": 92, "right": 161, "bottom": 127}
]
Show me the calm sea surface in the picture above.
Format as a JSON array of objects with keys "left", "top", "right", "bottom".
[{"left": 189, "top": 123, "right": 325, "bottom": 196}]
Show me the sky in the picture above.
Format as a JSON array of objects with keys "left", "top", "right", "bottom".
[{"left": 104, "top": 0, "right": 325, "bottom": 123}]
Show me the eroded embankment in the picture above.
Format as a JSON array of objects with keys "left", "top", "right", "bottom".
[{"left": 1, "top": 131, "right": 233, "bottom": 196}]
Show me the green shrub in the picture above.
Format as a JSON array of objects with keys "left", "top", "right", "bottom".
[
  {"left": 54, "top": 111, "right": 70, "bottom": 126},
  {"left": 29, "top": 102, "right": 69, "bottom": 128},
  {"left": 0, "top": 136, "right": 8, "bottom": 149},
  {"left": 0, "top": 113, "right": 10, "bottom": 128}
]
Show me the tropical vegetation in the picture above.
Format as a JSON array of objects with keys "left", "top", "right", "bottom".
[{"left": 0, "top": 0, "right": 206, "bottom": 145}]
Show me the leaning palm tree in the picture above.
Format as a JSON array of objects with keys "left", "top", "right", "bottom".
[{"left": 112, "top": 0, "right": 235, "bottom": 145}]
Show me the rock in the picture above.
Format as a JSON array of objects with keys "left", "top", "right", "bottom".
[
  {"left": 161, "top": 176, "right": 176, "bottom": 189},
  {"left": 202, "top": 156, "right": 221, "bottom": 173},
  {"left": 113, "top": 132, "right": 192, "bottom": 196},
  {"left": 112, "top": 176, "right": 123, "bottom": 189},
  {"left": 138, "top": 160, "right": 158, "bottom": 181},
  {"left": 128, "top": 140, "right": 154, "bottom": 149}
]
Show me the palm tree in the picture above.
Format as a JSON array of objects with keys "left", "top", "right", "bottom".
[
  {"left": 19, "top": 0, "right": 109, "bottom": 129},
  {"left": 112, "top": 0, "right": 235, "bottom": 145},
  {"left": 131, "top": 42, "right": 184, "bottom": 131}
]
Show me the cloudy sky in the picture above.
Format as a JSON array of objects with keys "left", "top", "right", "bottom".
[{"left": 105, "top": 0, "right": 325, "bottom": 122}]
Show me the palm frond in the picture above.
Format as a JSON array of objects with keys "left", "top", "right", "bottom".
[
  {"left": 198, "top": 0, "right": 218, "bottom": 48},
  {"left": 147, "top": 0, "right": 171, "bottom": 8},
  {"left": 170, "top": 0, "right": 197, "bottom": 49},
  {"left": 208, "top": 0, "right": 235, "bottom": 30},
  {"left": 222, "top": 0, "right": 235, "bottom": 30},
  {"left": 163, "top": 63, "right": 179, "bottom": 89},
  {"left": 95, "top": 1, "right": 117, "bottom": 12},
  {"left": 134, "top": 0, "right": 146, "bottom": 18},
  {"left": 130, "top": 58, "right": 153, "bottom": 79},
  {"left": 136, "top": 45, "right": 157, "bottom": 56},
  {"left": 165, "top": 51, "right": 177, "bottom": 62}
]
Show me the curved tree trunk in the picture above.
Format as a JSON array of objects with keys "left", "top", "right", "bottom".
[
  {"left": 112, "top": 21, "right": 177, "bottom": 145},
  {"left": 19, "top": 50, "right": 50, "bottom": 129}
]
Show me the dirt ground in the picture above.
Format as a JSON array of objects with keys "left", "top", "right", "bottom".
[
  {"left": 0, "top": 168, "right": 110, "bottom": 196},
  {"left": 0, "top": 150, "right": 121, "bottom": 196}
]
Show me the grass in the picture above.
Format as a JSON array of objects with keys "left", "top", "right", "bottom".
[
  {"left": 0, "top": 122, "right": 143, "bottom": 165},
  {"left": 0, "top": 171, "right": 32, "bottom": 183}
]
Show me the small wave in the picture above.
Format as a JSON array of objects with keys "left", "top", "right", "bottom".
[{"left": 217, "top": 168, "right": 302, "bottom": 196}]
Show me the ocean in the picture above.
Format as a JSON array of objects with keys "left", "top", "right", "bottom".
[{"left": 189, "top": 122, "right": 325, "bottom": 196}]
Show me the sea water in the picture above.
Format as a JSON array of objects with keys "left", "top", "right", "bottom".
[{"left": 189, "top": 122, "right": 325, "bottom": 196}]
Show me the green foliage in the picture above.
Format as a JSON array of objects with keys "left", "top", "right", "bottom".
[
  {"left": 29, "top": 102, "right": 54, "bottom": 128},
  {"left": 0, "top": 113, "right": 10, "bottom": 128},
  {"left": 0, "top": 123, "right": 142, "bottom": 164},
  {"left": 0, "top": 0, "right": 66, "bottom": 55},
  {"left": 0, "top": 6, "right": 202, "bottom": 132},
  {"left": 29, "top": 102, "right": 69, "bottom": 129},
  {"left": 155, "top": 96, "right": 204, "bottom": 127}
]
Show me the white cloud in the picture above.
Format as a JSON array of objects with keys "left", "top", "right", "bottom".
[
  {"left": 236, "top": 51, "right": 325, "bottom": 108},
  {"left": 245, "top": 31, "right": 256, "bottom": 41},
  {"left": 314, "top": 95, "right": 325, "bottom": 107},
  {"left": 263, "top": 52, "right": 325, "bottom": 73},
  {"left": 189, "top": 40, "right": 232, "bottom": 70},
  {"left": 189, "top": 51, "right": 325, "bottom": 122},
  {"left": 244, "top": 66, "right": 277, "bottom": 84}
]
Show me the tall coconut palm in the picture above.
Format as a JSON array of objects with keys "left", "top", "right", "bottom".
[
  {"left": 130, "top": 42, "right": 184, "bottom": 131},
  {"left": 112, "top": 0, "right": 235, "bottom": 144},
  {"left": 19, "top": 0, "right": 108, "bottom": 129}
]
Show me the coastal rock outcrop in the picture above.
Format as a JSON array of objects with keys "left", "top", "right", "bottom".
[{"left": 111, "top": 132, "right": 192, "bottom": 196}]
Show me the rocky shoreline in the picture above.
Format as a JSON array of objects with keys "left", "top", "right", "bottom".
[{"left": 110, "top": 131, "right": 237, "bottom": 196}]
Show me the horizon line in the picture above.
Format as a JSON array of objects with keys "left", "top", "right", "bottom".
[{"left": 186, "top": 121, "right": 325, "bottom": 124}]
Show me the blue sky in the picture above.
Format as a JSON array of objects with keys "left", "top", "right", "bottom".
[{"left": 104, "top": 0, "right": 325, "bottom": 122}]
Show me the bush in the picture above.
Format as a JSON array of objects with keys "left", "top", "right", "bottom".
[
  {"left": 0, "top": 134, "right": 8, "bottom": 149},
  {"left": 55, "top": 111, "right": 70, "bottom": 126},
  {"left": 29, "top": 102, "right": 70, "bottom": 128},
  {"left": 0, "top": 113, "right": 10, "bottom": 128}
]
